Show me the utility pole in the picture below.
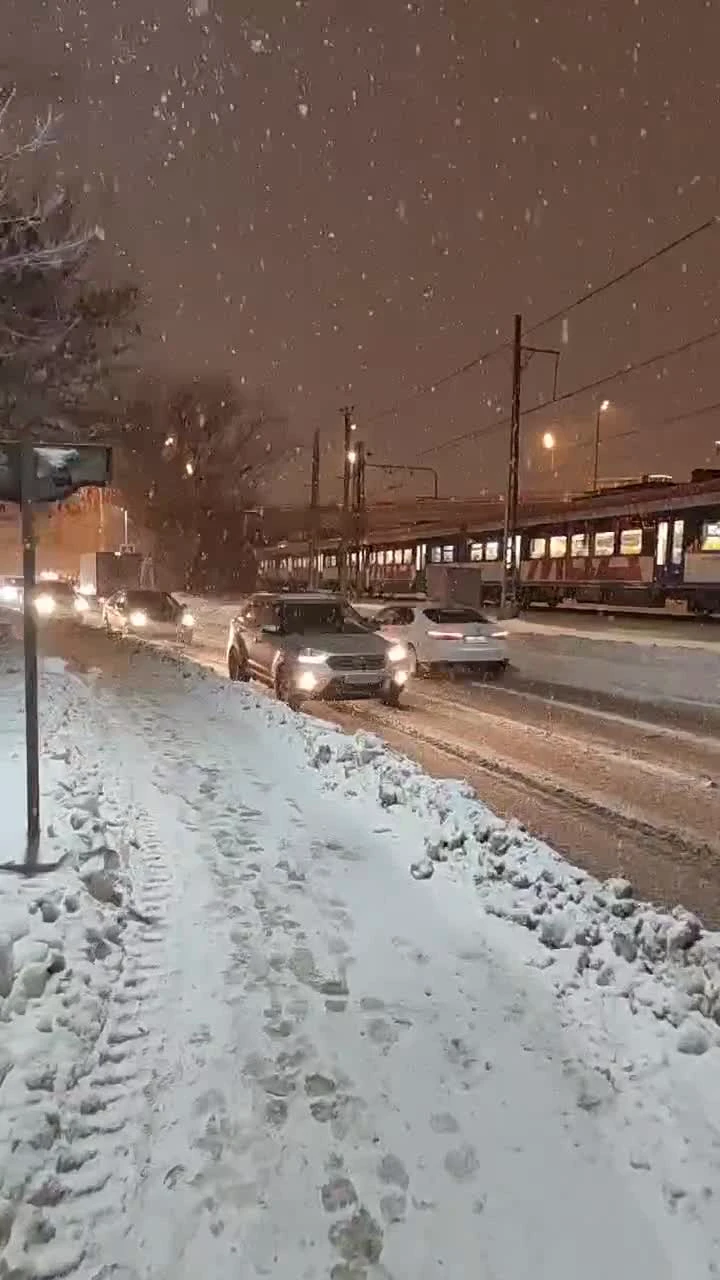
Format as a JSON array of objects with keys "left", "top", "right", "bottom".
[
  {"left": 501, "top": 314, "right": 523, "bottom": 613},
  {"left": 308, "top": 429, "right": 320, "bottom": 587},
  {"left": 353, "top": 440, "right": 366, "bottom": 591},
  {"left": 338, "top": 405, "right": 355, "bottom": 591}
]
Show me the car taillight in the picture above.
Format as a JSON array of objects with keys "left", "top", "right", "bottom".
[{"left": 426, "top": 629, "right": 464, "bottom": 640}]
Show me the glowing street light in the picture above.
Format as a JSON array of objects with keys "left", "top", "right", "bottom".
[
  {"left": 593, "top": 399, "right": 611, "bottom": 491},
  {"left": 185, "top": 460, "right": 195, "bottom": 476},
  {"left": 347, "top": 448, "right": 358, "bottom": 466},
  {"left": 541, "top": 430, "right": 556, "bottom": 475},
  {"left": 164, "top": 435, "right": 176, "bottom": 447}
]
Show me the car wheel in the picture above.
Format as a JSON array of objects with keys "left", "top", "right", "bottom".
[
  {"left": 228, "top": 646, "right": 249, "bottom": 682},
  {"left": 275, "top": 665, "right": 302, "bottom": 711},
  {"left": 382, "top": 682, "right": 402, "bottom": 708}
]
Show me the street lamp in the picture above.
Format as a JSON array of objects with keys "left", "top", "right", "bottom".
[
  {"left": 542, "top": 430, "right": 556, "bottom": 475},
  {"left": 592, "top": 400, "right": 611, "bottom": 492},
  {"left": 347, "top": 448, "right": 358, "bottom": 466}
]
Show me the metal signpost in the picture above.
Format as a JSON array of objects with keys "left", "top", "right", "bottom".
[{"left": 0, "top": 441, "right": 112, "bottom": 872}]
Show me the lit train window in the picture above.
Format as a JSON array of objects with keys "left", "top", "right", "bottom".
[
  {"left": 701, "top": 520, "right": 720, "bottom": 552},
  {"left": 403, "top": 548, "right": 413, "bottom": 565},
  {"left": 485, "top": 540, "right": 499, "bottom": 561},
  {"left": 571, "top": 532, "right": 589, "bottom": 556},
  {"left": 594, "top": 530, "right": 615, "bottom": 557},
  {"left": 442, "top": 545, "right": 455, "bottom": 562},
  {"left": 430, "top": 546, "right": 442, "bottom": 563},
  {"left": 469, "top": 541, "right": 483, "bottom": 561},
  {"left": 530, "top": 537, "right": 546, "bottom": 559},
  {"left": 549, "top": 535, "right": 567, "bottom": 559},
  {"left": 620, "top": 528, "right": 642, "bottom": 556}
]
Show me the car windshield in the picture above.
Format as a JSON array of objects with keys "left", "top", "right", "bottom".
[
  {"left": 423, "top": 607, "right": 490, "bottom": 625},
  {"left": 126, "top": 591, "right": 178, "bottom": 618},
  {"left": 41, "top": 580, "right": 75, "bottom": 598},
  {"left": 279, "top": 601, "right": 365, "bottom": 635}
]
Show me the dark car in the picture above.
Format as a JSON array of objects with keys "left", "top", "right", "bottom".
[
  {"left": 226, "top": 592, "right": 410, "bottom": 710},
  {"left": 103, "top": 590, "right": 195, "bottom": 644}
]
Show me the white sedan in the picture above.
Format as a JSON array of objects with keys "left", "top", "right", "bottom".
[{"left": 371, "top": 601, "right": 509, "bottom": 677}]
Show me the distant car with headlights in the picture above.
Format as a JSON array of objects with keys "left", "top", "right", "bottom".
[
  {"left": 0, "top": 576, "right": 23, "bottom": 608},
  {"left": 31, "top": 578, "right": 91, "bottom": 623},
  {"left": 226, "top": 591, "right": 410, "bottom": 710},
  {"left": 371, "top": 601, "right": 509, "bottom": 677},
  {"left": 102, "top": 589, "right": 195, "bottom": 644}
]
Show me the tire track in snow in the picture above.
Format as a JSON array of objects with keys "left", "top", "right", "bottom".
[{"left": 3, "top": 674, "right": 177, "bottom": 1280}]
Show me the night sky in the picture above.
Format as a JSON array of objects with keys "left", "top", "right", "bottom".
[{"left": 4, "top": 0, "right": 720, "bottom": 504}]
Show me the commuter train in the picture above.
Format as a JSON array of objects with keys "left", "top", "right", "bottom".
[{"left": 257, "top": 470, "right": 720, "bottom": 614}]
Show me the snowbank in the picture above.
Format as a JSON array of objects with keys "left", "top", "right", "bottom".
[{"left": 233, "top": 690, "right": 720, "bottom": 1056}]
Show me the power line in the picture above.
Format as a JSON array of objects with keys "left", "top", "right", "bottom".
[
  {"left": 523, "top": 215, "right": 719, "bottom": 340},
  {"left": 418, "top": 325, "right": 720, "bottom": 459},
  {"left": 570, "top": 396, "right": 720, "bottom": 456},
  {"left": 365, "top": 214, "right": 719, "bottom": 427}
]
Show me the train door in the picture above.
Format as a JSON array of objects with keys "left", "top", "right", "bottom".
[
  {"left": 655, "top": 516, "right": 685, "bottom": 597},
  {"left": 669, "top": 518, "right": 685, "bottom": 582}
]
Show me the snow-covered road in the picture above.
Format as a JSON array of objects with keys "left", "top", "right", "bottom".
[{"left": 2, "top": 636, "right": 720, "bottom": 1279}]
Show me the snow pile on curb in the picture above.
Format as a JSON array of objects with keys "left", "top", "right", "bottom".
[
  {"left": 0, "top": 661, "right": 154, "bottom": 1267},
  {"left": 285, "top": 714, "right": 720, "bottom": 1055}
]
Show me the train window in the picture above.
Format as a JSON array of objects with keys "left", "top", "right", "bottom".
[
  {"left": 469, "top": 541, "right": 483, "bottom": 561},
  {"left": 549, "top": 535, "right": 567, "bottom": 559},
  {"left": 594, "top": 530, "right": 615, "bottom": 557},
  {"left": 571, "top": 532, "right": 589, "bottom": 556},
  {"left": 485, "top": 540, "right": 499, "bottom": 561},
  {"left": 442, "top": 544, "right": 455, "bottom": 562},
  {"left": 701, "top": 520, "right": 720, "bottom": 552},
  {"left": 530, "top": 537, "right": 546, "bottom": 560},
  {"left": 393, "top": 548, "right": 403, "bottom": 565},
  {"left": 430, "top": 546, "right": 442, "bottom": 563},
  {"left": 620, "top": 528, "right": 642, "bottom": 556},
  {"left": 403, "top": 548, "right": 413, "bottom": 565}
]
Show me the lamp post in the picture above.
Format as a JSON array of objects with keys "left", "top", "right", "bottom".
[{"left": 592, "top": 399, "right": 610, "bottom": 492}]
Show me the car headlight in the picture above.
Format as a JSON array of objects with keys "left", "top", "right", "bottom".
[
  {"left": 387, "top": 643, "right": 407, "bottom": 663},
  {"left": 181, "top": 611, "right": 195, "bottom": 627},
  {"left": 35, "top": 594, "right": 55, "bottom": 616},
  {"left": 297, "top": 649, "right": 329, "bottom": 664},
  {"left": 74, "top": 596, "right": 89, "bottom": 613},
  {"left": 491, "top": 630, "right": 508, "bottom": 639},
  {"left": 129, "top": 610, "right": 147, "bottom": 627}
]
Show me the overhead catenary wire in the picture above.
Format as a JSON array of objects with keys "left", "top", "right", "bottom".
[
  {"left": 418, "top": 325, "right": 720, "bottom": 459},
  {"left": 365, "top": 214, "right": 719, "bottom": 428}
]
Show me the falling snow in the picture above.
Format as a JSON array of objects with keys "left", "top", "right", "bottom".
[{"left": 1, "top": 0, "right": 718, "bottom": 500}]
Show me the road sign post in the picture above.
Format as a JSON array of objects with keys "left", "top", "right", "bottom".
[{"left": 0, "top": 441, "right": 112, "bottom": 872}]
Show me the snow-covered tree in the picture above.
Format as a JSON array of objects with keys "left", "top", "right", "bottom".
[{"left": 0, "top": 92, "right": 139, "bottom": 436}]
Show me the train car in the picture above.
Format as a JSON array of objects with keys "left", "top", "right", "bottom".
[{"left": 257, "top": 470, "right": 720, "bottom": 613}]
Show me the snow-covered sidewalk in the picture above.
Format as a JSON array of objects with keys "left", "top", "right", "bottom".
[{"left": 1, "top": 638, "right": 719, "bottom": 1279}]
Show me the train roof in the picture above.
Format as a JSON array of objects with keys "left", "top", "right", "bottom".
[{"left": 257, "top": 472, "right": 720, "bottom": 556}]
